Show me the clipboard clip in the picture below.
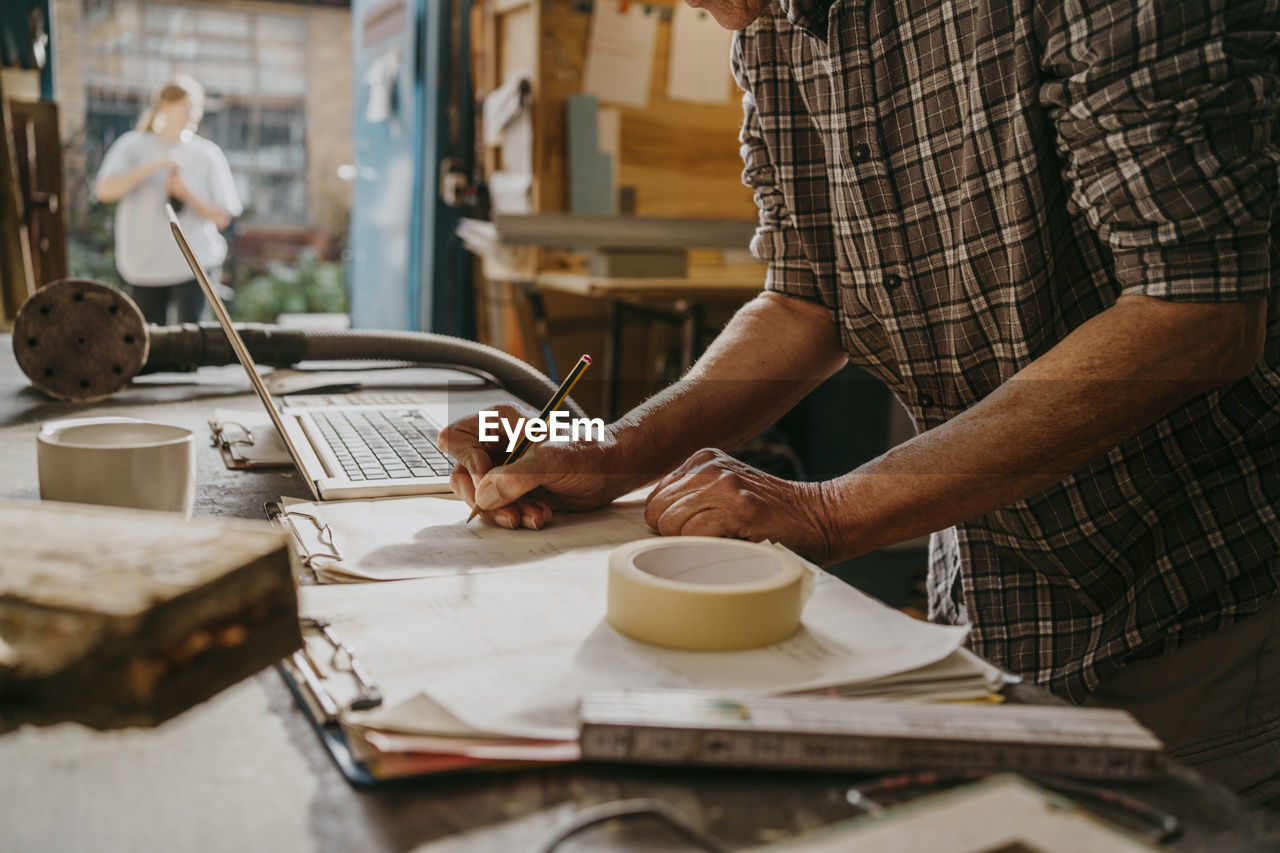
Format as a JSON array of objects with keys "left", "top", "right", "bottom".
[
  {"left": 211, "top": 420, "right": 254, "bottom": 463},
  {"left": 211, "top": 420, "right": 254, "bottom": 447},
  {"left": 301, "top": 617, "right": 384, "bottom": 712},
  {"left": 211, "top": 417, "right": 293, "bottom": 470},
  {"left": 266, "top": 503, "right": 346, "bottom": 581}
]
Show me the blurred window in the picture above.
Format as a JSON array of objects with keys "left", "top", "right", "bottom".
[{"left": 82, "top": 0, "right": 308, "bottom": 224}]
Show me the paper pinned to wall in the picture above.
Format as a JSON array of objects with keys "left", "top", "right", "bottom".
[
  {"left": 483, "top": 69, "right": 535, "bottom": 214},
  {"left": 489, "top": 173, "right": 533, "bottom": 215},
  {"left": 583, "top": 1, "right": 658, "bottom": 109},
  {"left": 596, "top": 106, "right": 621, "bottom": 161},
  {"left": 667, "top": 5, "right": 734, "bottom": 104},
  {"left": 363, "top": 48, "right": 401, "bottom": 124}
]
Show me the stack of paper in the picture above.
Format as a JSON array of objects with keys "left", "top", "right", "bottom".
[
  {"left": 794, "top": 649, "right": 1006, "bottom": 703},
  {"left": 275, "top": 492, "right": 1003, "bottom": 778}
]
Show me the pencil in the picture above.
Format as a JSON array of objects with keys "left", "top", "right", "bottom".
[{"left": 465, "top": 354, "right": 593, "bottom": 523}]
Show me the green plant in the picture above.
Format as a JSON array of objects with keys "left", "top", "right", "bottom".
[
  {"left": 67, "top": 228, "right": 121, "bottom": 285},
  {"left": 62, "top": 130, "right": 122, "bottom": 286},
  {"left": 229, "top": 247, "right": 347, "bottom": 322}
]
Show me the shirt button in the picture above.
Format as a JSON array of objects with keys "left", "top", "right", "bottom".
[
  {"left": 884, "top": 273, "right": 902, "bottom": 289},
  {"left": 919, "top": 394, "right": 936, "bottom": 408},
  {"left": 850, "top": 142, "right": 871, "bottom": 163}
]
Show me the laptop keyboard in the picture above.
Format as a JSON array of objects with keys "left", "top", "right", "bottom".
[{"left": 310, "top": 410, "right": 454, "bottom": 481}]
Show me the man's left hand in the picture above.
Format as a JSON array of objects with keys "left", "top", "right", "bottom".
[{"left": 644, "top": 447, "right": 833, "bottom": 564}]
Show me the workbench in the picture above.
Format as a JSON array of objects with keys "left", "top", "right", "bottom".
[{"left": 1, "top": 334, "right": 1277, "bottom": 852}]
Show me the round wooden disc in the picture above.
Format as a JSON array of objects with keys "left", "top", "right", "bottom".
[{"left": 12, "top": 279, "right": 150, "bottom": 402}]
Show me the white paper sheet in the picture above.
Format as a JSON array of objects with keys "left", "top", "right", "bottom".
[
  {"left": 497, "top": 107, "right": 533, "bottom": 176},
  {"left": 484, "top": 69, "right": 535, "bottom": 213},
  {"left": 791, "top": 649, "right": 1006, "bottom": 702},
  {"left": 583, "top": 1, "right": 658, "bottom": 109},
  {"left": 597, "top": 107, "right": 621, "bottom": 160},
  {"left": 300, "top": 553, "right": 968, "bottom": 740},
  {"left": 482, "top": 69, "right": 531, "bottom": 148},
  {"left": 667, "top": 4, "right": 734, "bottom": 104},
  {"left": 489, "top": 171, "right": 533, "bottom": 215},
  {"left": 363, "top": 49, "right": 400, "bottom": 124},
  {"left": 282, "top": 492, "right": 655, "bottom": 583}
]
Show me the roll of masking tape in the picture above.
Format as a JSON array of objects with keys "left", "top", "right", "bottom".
[{"left": 606, "top": 537, "right": 812, "bottom": 651}]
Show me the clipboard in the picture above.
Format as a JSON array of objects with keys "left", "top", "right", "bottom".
[
  {"left": 276, "top": 637, "right": 567, "bottom": 786},
  {"left": 277, "top": 658, "right": 382, "bottom": 787},
  {"left": 266, "top": 500, "right": 397, "bottom": 785},
  {"left": 265, "top": 501, "right": 563, "bottom": 785},
  {"left": 273, "top": 609, "right": 402, "bottom": 786},
  {"left": 209, "top": 410, "right": 293, "bottom": 470}
]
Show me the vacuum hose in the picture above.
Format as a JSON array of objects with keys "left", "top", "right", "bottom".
[{"left": 12, "top": 279, "right": 581, "bottom": 417}]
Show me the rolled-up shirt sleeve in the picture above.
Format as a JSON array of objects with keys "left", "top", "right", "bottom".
[
  {"left": 1038, "top": 0, "right": 1280, "bottom": 301},
  {"left": 96, "top": 131, "right": 142, "bottom": 186},
  {"left": 207, "top": 144, "right": 244, "bottom": 219},
  {"left": 732, "top": 29, "right": 830, "bottom": 307}
]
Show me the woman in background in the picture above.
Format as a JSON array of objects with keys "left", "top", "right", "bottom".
[{"left": 94, "top": 74, "right": 242, "bottom": 324}]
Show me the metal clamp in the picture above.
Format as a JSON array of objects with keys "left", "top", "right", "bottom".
[
  {"left": 301, "top": 617, "right": 383, "bottom": 712},
  {"left": 266, "top": 503, "right": 345, "bottom": 581},
  {"left": 211, "top": 420, "right": 254, "bottom": 462}
]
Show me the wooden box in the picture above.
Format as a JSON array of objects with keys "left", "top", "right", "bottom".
[{"left": 0, "top": 501, "right": 300, "bottom": 731}]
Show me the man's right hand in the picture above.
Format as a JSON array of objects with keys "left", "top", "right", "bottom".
[{"left": 437, "top": 404, "right": 629, "bottom": 530}]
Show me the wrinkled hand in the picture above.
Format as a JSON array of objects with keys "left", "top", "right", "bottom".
[
  {"left": 438, "top": 403, "right": 621, "bottom": 530},
  {"left": 644, "top": 448, "right": 833, "bottom": 564}
]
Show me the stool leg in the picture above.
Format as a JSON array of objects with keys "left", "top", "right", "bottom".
[
  {"left": 678, "top": 300, "right": 704, "bottom": 371},
  {"left": 522, "top": 283, "right": 560, "bottom": 384}
]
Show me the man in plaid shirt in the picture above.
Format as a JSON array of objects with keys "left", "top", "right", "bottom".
[{"left": 443, "top": 0, "right": 1279, "bottom": 802}]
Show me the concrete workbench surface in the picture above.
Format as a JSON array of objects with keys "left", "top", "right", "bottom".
[{"left": 1, "top": 335, "right": 1277, "bottom": 852}]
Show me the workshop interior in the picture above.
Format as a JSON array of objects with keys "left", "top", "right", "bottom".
[{"left": 1, "top": 1, "right": 1278, "bottom": 852}]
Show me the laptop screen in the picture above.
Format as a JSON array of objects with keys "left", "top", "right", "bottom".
[{"left": 166, "top": 204, "right": 320, "bottom": 500}]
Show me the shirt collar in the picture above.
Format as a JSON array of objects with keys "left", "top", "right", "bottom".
[{"left": 777, "top": 0, "right": 834, "bottom": 39}]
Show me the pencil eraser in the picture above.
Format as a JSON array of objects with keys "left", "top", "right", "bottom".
[{"left": 582, "top": 355, "right": 592, "bottom": 365}]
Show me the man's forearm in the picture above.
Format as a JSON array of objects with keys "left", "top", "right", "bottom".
[
  {"left": 820, "top": 294, "right": 1267, "bottom": 560},
  {"left": 607, "top": 291, "right": 847, "bottom": 493}
]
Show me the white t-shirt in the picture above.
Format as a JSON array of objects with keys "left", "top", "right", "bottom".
[{"left": 96, "top": 130, "right": 244, "bottom": 286}]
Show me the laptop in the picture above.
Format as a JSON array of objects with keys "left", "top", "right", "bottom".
[{"left": 166, "top": 205, "right": 455, "bottom": 501}]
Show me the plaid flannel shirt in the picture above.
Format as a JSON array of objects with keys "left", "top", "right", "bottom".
[{"left": 733, "top": 0, "right": 1280, "bottom": 701}]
